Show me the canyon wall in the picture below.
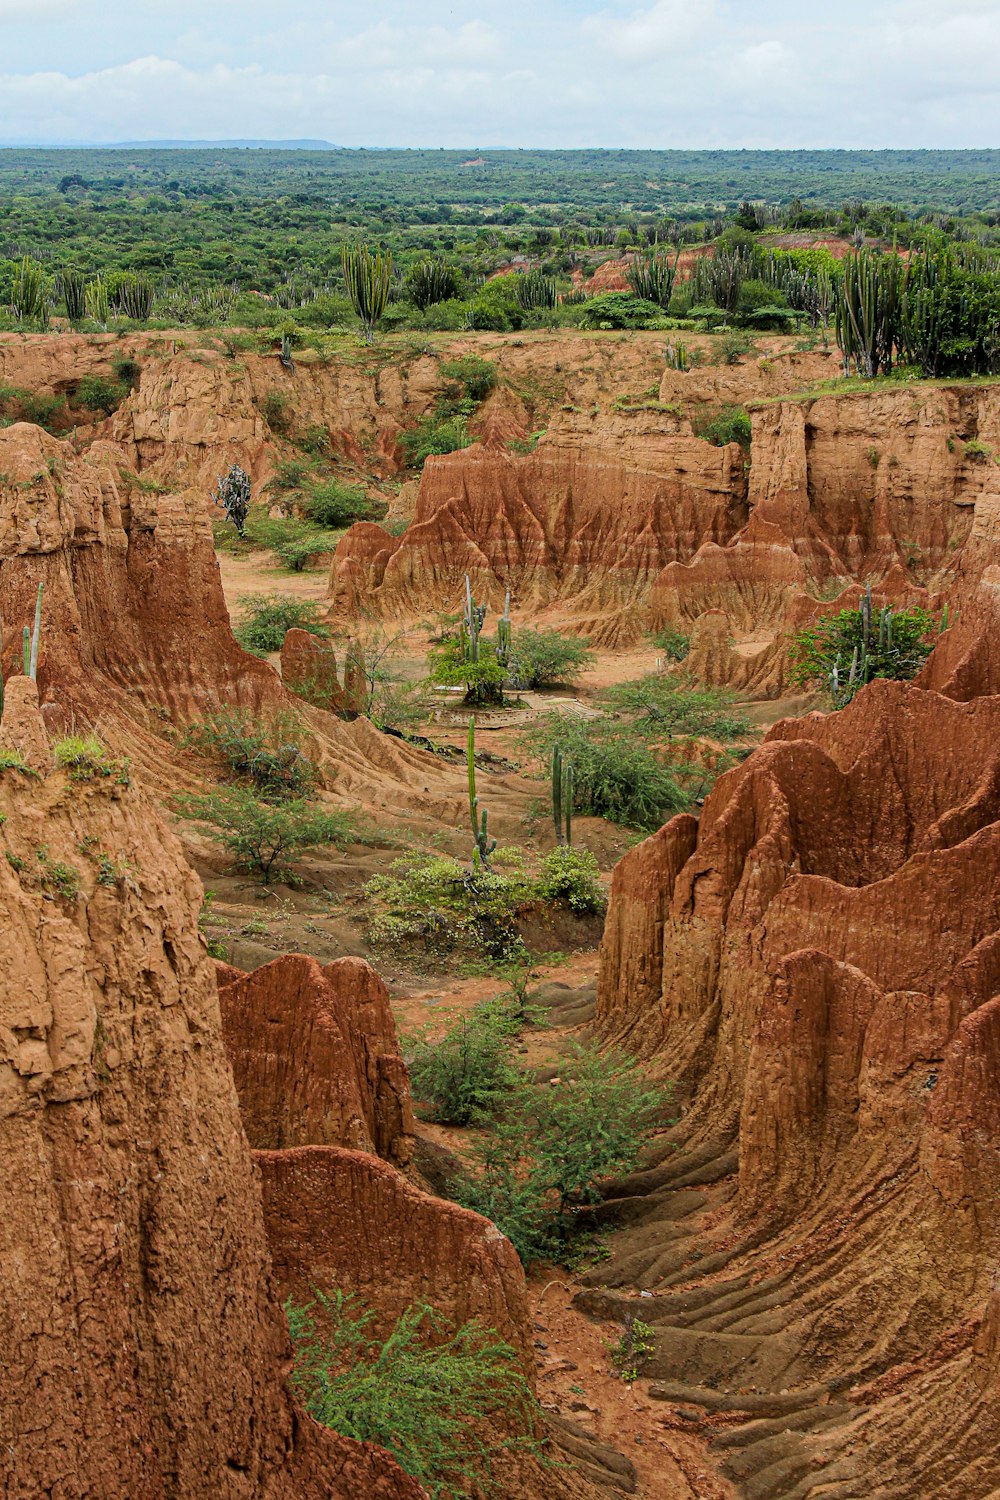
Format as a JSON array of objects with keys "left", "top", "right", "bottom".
[
  {"left": 0, "top": 684, "right": 424, "bottom": 1500},
  {"left": 589, "top": 667, "right": 1000, "bottom": 1496}
]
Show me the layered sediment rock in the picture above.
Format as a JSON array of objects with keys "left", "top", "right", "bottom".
[
  {"left": 329, "top": 379, "right": 997, "bottom": 679},
  {"left": 590, "top": 673, "right": 1000, "bottom": 1496},
  {"left": 0, "top": 690, "right": 423, "bottom": 1500}
]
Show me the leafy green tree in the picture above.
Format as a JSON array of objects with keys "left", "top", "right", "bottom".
[
  {"left": 231, "top": 593, "right": 330, "bottom": 655},
  {"left": 455, "top": 1046, "right": 668, "bottom": 1264},
  {"left": 525, "top": 717, "right": 690, "bottom": 832},
  {"left": 600, "top": 676, "right": 750, "bottom": 739}
]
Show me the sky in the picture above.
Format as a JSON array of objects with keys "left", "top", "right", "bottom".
[{"left": 1, "top": 0, "right": 999, "bottom": 149}]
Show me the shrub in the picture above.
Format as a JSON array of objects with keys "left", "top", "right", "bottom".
[
  {"left": 365, "top": 851, "right": 531, "bottom": 963},
  {"left": 244, "top": 513, "right": 339, "bottom": 570},
  {"left": 75, "top": 375, "right": 128, "bottom": 414},
  {"left": 183, "top": 706, "right": 314, "bottom": 799},
  {"left": 535, "top": 846, "right": 605, "bottom": 914},
  {"left": 408, "top": 998, "right": 522, "bottom": 1125},
  {"left": 600, "top": 676, "right": 751, "bottom": 739},
  {"left": 399, "top": 413, "right": 470, "bottom": 470},
  {"left": 176, "top": 787, "right": 354, "bottom": 884},
  {"left": 233, "top": 593, "right": 331, "bottom": 655},
  {"left": 287, "top": 1289, "right": 539, "bottom": 1499},
  {"left": 0, "top": 384, "right": 68, "bottom": 433},
  {"left": 789, "top": 598, "right": 938, "bottom": 705},
  {"left": 439, "top": 355, "right": 497, "bottom": 404},
  {"left": 692, "top": 405, "right": 752, "bottom": 447},
  {"left": 455, "top": 1045, "right": 668, "bottom": 1264},
  {"left": 507, "top": 630, "right": 593, "bottom": 690},
  {"left": 580, "top": 292, "right": 664, "bottom": 329},
  {"left": 525, "top": 718, "right": 689, "bottom": 832},
  {"left": 652, "top": 626, "right": 690, "bottom": 662},
  {"left": 718, "top": 329, "right": 757, "bottom": 364},
  {"left": 262, "top": 389, "right": 290, "bottom": 431},
  {"left": 111, "top": 354, "right": 141, "bottom": 387},
  {"left": 301, "top": 477, "right": 370, "bottom": 528},
  {"left": 428, "top": 635, "right": 506, "bottom": 705}
]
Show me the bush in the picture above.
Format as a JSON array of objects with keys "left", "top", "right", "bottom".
[
  {"left": 692, "top": 404, "right": 752, "bottom": 447},
  {"left": 507, "top": 630, "right": 594, "bottom": 690},
  {"left": 365, "top": 851, "right": 532, "bottom": 963},
  {"left": 111, "top": 354, "right": 141, "bottom": 387},
  {"left": 439, "top": 355, "right": 497, "bottom": 404},
  {"left": 467, "top": 278, "right": 523, "bottom": 332},
  {"left": 428, "top": 635, "right": 506, "bottom": 705},
  {"left": 525, "top": 718, "right": 689, "bottom": 832},
  {"left": 789, "top": 600, "right": 938, "bottom": 705},
  {"left": 408, "top": 998, "right": 522, "bottom": 1125},
  {"left": 301, "top": 477, "right": 370, "bottom": 528},
  {"left": 74, "top": 375, "right": 128, "bottom": 414},
  {"left": 717, "top": 330, "right": 757, "bottom": 364},
  {"left": 455, "top": 1045, "right": 668, "bottom": 1264},
  {"left": 287, "top": 1289, "right": 539, "bottom": 1499},
  {"left": 579, "top": 292, "right": 664, "bottom": 329},
  {"left": 652, "top": 626, "right": 690, "bottom": 662},
  {"left": 233, "top": 593, "right": 331, "bottom": 655},
  {"left": 600, "top": 676, "right": 751, "bottom": 739},
  {"left": 535, "top": 846, "right": 605, "bottom": 914},
  {"left": 183, "top": 706, "right": 314, "bottom": 799},
  {"left": 399, "top": 413, "right": 470, "bottom": 470},
  {"left": 176, "top": 787, "right": 354, "bottom": 884},
  {"left": 244, "top": 513, "right": 339, "bottom": 570}
]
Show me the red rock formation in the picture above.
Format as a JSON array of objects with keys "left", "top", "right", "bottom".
[
  {"left": 590, "top": 674, "right": 1000, "bottom": 1495},
  {"left": 218, "top": 955, "right": 414, "bottom": 1167},
  {"left": 0, "top": 691, "right": 423, "bottom": 1500},
  {"left": 257, "top": 1146, "right": 533, "bottom": 1365},
  {"left": 280, "top": 629, "right": 366, "bottom": 717}
]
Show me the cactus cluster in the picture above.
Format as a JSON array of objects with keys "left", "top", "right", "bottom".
[
  {"left": 11, "top": 257, "right": 48, "bottom": 326},
  {"left": 627, "top": 248, "right": 680, "bottom": 309},
  {"left": 85, "top": 277, "right": 110, "bottom": 327},
  {"left": 61, "top": 269, "right": 86, "bottom": 324},
  {"left": 551, "top": 745, "right": 574, "bottom": 847},
  {"left": 514, "top": 271, "right": 556, "bottom": 312},
  {"left": 467, "top": 719, "right": 496, "bottom": 868},
  {"left": 341, "top": 243, "right": 393, "bottom": 345},
  {"left": 835, "top": 251, "right": 903, "bottom": 378},
  {"left": 407, "top": 256, "right": 460, "bottom": 310}
]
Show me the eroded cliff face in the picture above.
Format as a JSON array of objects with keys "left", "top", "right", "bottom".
[
  {"left": 328, "top": 377, "right": 998, "bottom": 681},
  {"left": 0, "top": 686, "right": 424, "bottom": 1500},
  {"left": 590, "top": 671, "right": 1000, "bottom": 1496}
]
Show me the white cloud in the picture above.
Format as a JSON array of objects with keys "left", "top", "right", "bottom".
[{"left": 580, "top": 0, "right": 716, "bottom": 58}]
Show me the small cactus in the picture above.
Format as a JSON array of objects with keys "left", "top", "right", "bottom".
[
  {"left": 551, "top": 745, "right": 574, "bottom": 847},
  {"left": 468, "top": 719, "right": 497, "bottom": 868}
]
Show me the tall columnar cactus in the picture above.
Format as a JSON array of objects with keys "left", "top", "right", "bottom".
[
  {"left": 341, "top": 243, "right": 393, "bottom": 345},
  {"left": 11, "top": 257, "right": 48, "bottom": 326},
  {"left": 115, "top": 273, "right": 154, "bottom": 322},
  {"left": 407, "top": 256, "right": 460, "bottom": 311},
  {"left": 29, "top": 583, "right": 43, "bottom": 680},
  {"left": 85, "top": 277, "right": 109, "bottom": 328},
  {"left": 61, "top": 268, "right": 86, "bottom": 324},
  {"left": 495, "top": 591, "right": 512, "bottom": 673},
  {"left": 551, "top": 745, "right": 574, "bottom": 847},
  {"left": 836, "top": 250, "right": 903, "bottom": 378},
  {"left": 514, "top": 270, "right": 556, "bottom": 312},
  {"left": 627, "top": 247, "right": 680, "bottom": 309},
  {"left": 467, "top": 719, "right": 496, "bottom": 868}
]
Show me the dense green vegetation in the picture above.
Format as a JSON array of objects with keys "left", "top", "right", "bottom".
[{"left": 4, "top": 147, "right": 1000, "bottom": 341}]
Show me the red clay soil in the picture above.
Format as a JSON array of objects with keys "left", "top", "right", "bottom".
[{"left": 0, "top": 687, "right": 424, "bottom": 1500}]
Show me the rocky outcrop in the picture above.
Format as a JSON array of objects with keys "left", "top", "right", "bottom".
[
  {"left": 218, "top": 955, "right": 415, "bottom": 1167},
  {"left": 0, "top": 691, "right": 423, "bottom": 1500},
  {"left": 589, "top": 674, "right": 1000, "bottom": 1496},
  {"left": 280, "top": 629, "right": 366, "bottom": 717}
]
